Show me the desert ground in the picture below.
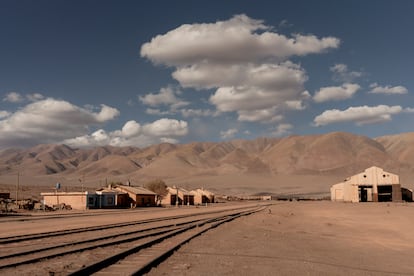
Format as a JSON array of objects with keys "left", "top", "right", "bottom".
[
  {"left": 148, "top": 201, "right": 414, "bottom": 276},
  {"left": 1, "top": 201, "right": 413, "bottom": 275}
]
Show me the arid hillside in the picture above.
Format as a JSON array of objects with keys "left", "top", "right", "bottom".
[{"left": 1, "top": 131, "right": 414, "bottom": 195}]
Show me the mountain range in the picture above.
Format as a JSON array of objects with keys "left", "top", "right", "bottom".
[{"left": 1, "top": 132, "right": 414, "bottom": 186}]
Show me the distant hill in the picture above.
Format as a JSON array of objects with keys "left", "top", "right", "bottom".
[{"left": 1, "top": 132, "right": 413, "bottom": 181}]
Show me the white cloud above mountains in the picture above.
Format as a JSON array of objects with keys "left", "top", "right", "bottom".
[
  {"left": 220, "top": 128, "right": 238, "bottom": 139},
  {"left": 141, "top": 14, "right": 340, "bottom": 123},
  {"left": 139, "top": 86, "right": 189, "bottom": 110},
  {"left": 63, "top": 118, "right": 188, "bottom": 147},
  {"left": 313, "top": 105, "right": 403, "bottom": 126},
  {"left": 141, "top": 14, "right": 339, "bottom": 66},
  {"left": 313, "top": 83, "right": 360, "bottom": 103},
  {"left": 271, "top": 123, "right": 293, "bottom": 137},
  {"left": 369, "top": 83, "right": 408, "bottom": 95},
  {"left": 330, "top": 64, "right": 363, "bottom": 83},
  {"left": 0, "top": 98, "right": 119, "bottom": 147},
  {"left": 3, "top": 92, "right": 44, "bottom": 103},
  {"left": 0, "top": 97, "right": 188, "bottom": 148}
]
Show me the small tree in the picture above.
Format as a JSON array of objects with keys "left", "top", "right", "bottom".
[{"left": 144, "top": 179, "right": 168, "bottom": 205}]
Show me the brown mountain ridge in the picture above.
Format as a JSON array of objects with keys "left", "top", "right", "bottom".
[
  {"left": 2, "top": 131, "right": 414, "bottom": 196},
  {"left": 1, "top": 131, "right": 413, "bottom": 179}
]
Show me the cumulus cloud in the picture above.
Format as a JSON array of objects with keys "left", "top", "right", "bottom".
[
  {"left": 369, "top": 83, "right": 408, "bottom": 95},
  {"left": 63, "top": 118, "right": 188, "bottom": 148},
  {"left": 140, "top": 14, "right": 339, "bottom": 122},
  {"left": 314, "top": 105, "right": 403, "bottom": 126},
  {"left": 139, "top": 86, "right": 189, "bottom": 109},
  {"left": 0, "top": 98, "right": 120, "bottom": 147},
  {"left": 330, "top": 64, "right": 362, "bottom": 82},
  {"left": 313, "top": 83, "right": 360, "bottom": 103},
  {"left": 271, "top": 123, "right": 293, "bottom": 137},
  {"left": 207, "top": 62, "right": 310, "bottom": 119},
  {"left": 121, "top": 120, "right": 141, "bottom": 137},
  {"left": 237, "top": 108, "right": 283, "bottom": 122},
  {"left": 3, "top": 92, "right": 24, "bottom": 103},
  {"left": 142, "top": 118, "right": 188, "bottom": 136},
  {"left": 220, "top": 128, "right": 238, "bottom": 139},
  {"left": 141, "top": 14, "right": 339, "bottom": 65}
]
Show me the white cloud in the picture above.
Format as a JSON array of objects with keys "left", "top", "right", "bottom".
[
  {"left": 160, "top": 137, "right": 179, "bottom": 144},
  {"left": 140, "top": 14, "right": 340, "bottom": 122},
  {"left": 121, "top": 120, "right": 141, "bottom": 137},
  {"left": 313, "top": 105, "right": 403, "bottom": 126},
  {"left": 142, "top": 118, "right": 188, "bottom": 137},
  {"left": 141, "top": 14, "right": 339, "bottom": 66},
  {"left": 237, "top": 108, "right": 283, "bottom": 123},
  {"left": 3, "top": 92, "right": 45, "bottom": 103},
  {"left": 0, "top": 110, "right": 10, "bottom": 119},
  {"left": 208, "top": 62, "right": 309, "bottom": 117},
  {"left": 139, "top": 86, "right": 190, "bottom": 116},
  {"left": 271, "top": 123, "right": 293, "bottom": 137},
  {"left": 145, "top": 108, "right": 172, "bottom": 116},
  {"left": 63, "top": 118, "right": 188, "bottom": 148},
  {"left": 0, "top": 98, "right": 119, "bottom": 147},
  {"left": 220, "top": 128, "right": 238, "bottom": 139},
  {"left": 285, "top": 100, "right": 307, "bottom": 110},
  {"left": 174, "top": 61, "right": 307, "bottom": 91},
  {"left": 369, "top": 83, "right": 408, "bottom": 95},
  {"left": 313, "top": 83, "right": 360, "bottom": 103},
  {"left": 95, "top": 105, "right": 120, "bottom": 122},
  {"left": 27, "top": 93, "right": 44, "bottom": 102},
  {"left": 3, "top": 92, "right": 24, "bottom": 103},
  {"left": 139, "top": 86, "right": 189, "bottom": 108},
  {"left": 180, "top": 109, "right": 216, "bottom": 118},
  {"left": 330, "top": 64, "right": 362, "bottom": 82}
]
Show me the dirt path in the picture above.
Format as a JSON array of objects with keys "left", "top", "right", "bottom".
[{"left": 147, "top": 201, "right": 414, "bottom": 276}]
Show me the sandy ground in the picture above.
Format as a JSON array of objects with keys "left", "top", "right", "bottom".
[{"left": 147, "top": 201, "right": 414, "bottom": 276}]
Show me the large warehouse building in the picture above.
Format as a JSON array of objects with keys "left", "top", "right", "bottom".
[{"left": 331, "top": 166, "right": 404, "bottom": 203}]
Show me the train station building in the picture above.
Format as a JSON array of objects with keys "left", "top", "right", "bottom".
[
  {"left": 161, "top": 186, "right": 194, "bottom": 206},
  {"left": 330, "top": 166, "right": 407, "bottom": 203}
]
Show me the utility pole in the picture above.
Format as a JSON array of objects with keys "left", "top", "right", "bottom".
[{"left": 15, "top": 171, "right": 20, "bottom": 202}]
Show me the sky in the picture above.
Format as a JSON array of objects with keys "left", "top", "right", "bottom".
[{"left": 0, "top": 0, "right": 413, "bottom": 148}]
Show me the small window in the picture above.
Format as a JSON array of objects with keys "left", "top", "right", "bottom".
[
  {"left": 363, "top": 175, "right": 366, "bottom": 178},
  {"left": 383, "top": 174, "right": 386, "bottom": 178}
]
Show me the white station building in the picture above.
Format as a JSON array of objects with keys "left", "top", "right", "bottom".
[{"left": 331, "top": 166, "right": 403, "bottom": 203}]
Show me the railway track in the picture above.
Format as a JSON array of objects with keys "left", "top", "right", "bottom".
[{"left": 0, "top": 204, "right": 266, "bottom": 275}]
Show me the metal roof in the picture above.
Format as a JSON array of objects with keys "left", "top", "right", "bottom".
[{"left": 115, "top": 185, "right": 156, "bottom": 195}]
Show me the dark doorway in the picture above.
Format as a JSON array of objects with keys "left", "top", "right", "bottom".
[
  {"left": 359, "top": 186, "right": 373, "bottom": 202},
  {"left": 378, "top": 185, "right": 392, "bottom": 202}
]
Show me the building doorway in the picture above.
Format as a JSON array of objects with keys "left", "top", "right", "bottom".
[
  {"left": 359, "top": 186, "right": 373, "bottom": 202},
  {"left": 377, "top": 185, "right": 392, "bottom": 202}
]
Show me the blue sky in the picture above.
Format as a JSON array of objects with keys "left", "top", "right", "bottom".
[{"left": 0, "top": 0, "right": 413, "bottom": 148}]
